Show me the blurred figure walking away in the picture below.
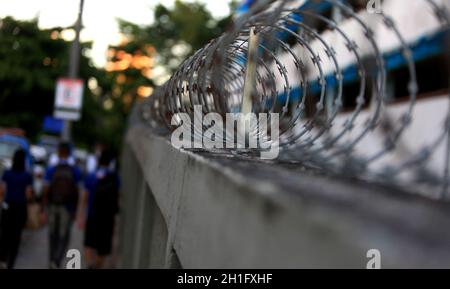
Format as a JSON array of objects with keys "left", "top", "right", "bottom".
[
  {"left": 44, "top": 143, "right": 82, "bottom": 269},
  {"left": 0, "top": 150, "right": 33, "bottom": 269},
  {"left": 79, "top": 150, "right": 119, "bottom": 269}
]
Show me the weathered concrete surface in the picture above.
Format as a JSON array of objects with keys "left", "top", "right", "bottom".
[{"left": 121, "top": 120, "right": 450, "bottom": 269}]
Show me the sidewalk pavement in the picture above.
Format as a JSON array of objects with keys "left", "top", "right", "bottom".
[{"left": 15, "top": 225, "right": 85, "bottom": 269}]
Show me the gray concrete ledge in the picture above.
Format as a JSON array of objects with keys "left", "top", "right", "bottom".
[{"left": 121, "top": 120, "right": 450, "bottom": 269}]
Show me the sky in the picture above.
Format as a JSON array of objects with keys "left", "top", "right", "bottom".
[{"left": 0, "top": 0, "right": 232, "bottom": 67}]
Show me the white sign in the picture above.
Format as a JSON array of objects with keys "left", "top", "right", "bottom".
[{"left": 54, "top": 78, "right": 84, "bottom": 121}]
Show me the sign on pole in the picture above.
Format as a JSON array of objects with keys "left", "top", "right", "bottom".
[{"left": 54, "top": 78, "right": 84, "bottom": 121}]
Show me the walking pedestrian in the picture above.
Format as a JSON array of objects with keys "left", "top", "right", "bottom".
[
  {"left": 0, "top": 149, "right": 33, "bottom": 269},
  {"left": 79, "top": 150, "right": 119, "bottom": 269},
  {"left": 44, "top": 142, "right": 82, "bottom": 269}
]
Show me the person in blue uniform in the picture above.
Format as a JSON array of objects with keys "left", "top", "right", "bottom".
[
  {"left": 80, "top": 150, "right": 119, "bottom": 269},
  {"left": 0, "top": 149, "right": 33, "bottom": 269}
]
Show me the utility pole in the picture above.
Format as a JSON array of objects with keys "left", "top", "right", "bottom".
[{"left": 62, "top": 0, "right": 85, "bottom": 142}]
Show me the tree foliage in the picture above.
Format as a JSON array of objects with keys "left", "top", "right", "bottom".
[
  {"left": 114, "top": 0, "right": 233, "bottom": 74},
  {"left": 0, "top": 1, "right": 236, "bottom": 152},
  {"left": 104, "top": 0, "right": 234, "bottom": 140},
  {"left": 0, "top": 17, "right": 119, "bottom": 150},
  {"left": 0, "top": 17, "right": 69, "bottom": 136}
]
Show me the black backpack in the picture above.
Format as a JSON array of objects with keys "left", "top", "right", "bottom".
[
  {"left": 92, "top": 172, "right": 119, "bottom": 217},
  {"left": 49, "top": 164, "right": 78, "bottom": 206}
]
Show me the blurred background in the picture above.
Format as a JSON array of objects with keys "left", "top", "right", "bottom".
[{"left": 0, "top": 0, "right": 237, "bottom": 155}]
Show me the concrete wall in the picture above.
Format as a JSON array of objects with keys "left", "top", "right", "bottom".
[
  {"left": 120, "top": 110, "right": 450, "bottom": 268},
  {"left": 119, "top": 142, "right": 178, "bottom": 269}
]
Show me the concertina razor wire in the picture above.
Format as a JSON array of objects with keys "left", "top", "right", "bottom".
[{"left": 140, "top": 0, "right": 450, "bottom": 199}]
